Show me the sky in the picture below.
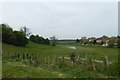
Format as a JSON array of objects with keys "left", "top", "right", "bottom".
[{"left": 0, "top": 1, "right": 118, "bottom": 39}]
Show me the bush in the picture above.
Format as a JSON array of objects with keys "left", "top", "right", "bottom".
[{"left": 13, "top": 31, "right": 28, "bottom": 46}]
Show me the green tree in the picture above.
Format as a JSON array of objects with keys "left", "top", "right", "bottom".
[
  {"left": 20, "top": 26, "right": 31, "bottom": 37},
  {"left": 35, "top": 35, "right": 40, "bottom": 43},
  {"left": 2, "top": 24, "right": 13, "bottom": 44},
  {"left": 2, "top": 23, "right": 28, "bottom": 46},
  {"left": 29, "top": 35, "right": 36, "bottom": 42},
  {"left": 44, "top": 38, "right": 50, "bottom": 45},
  {"left": 39, "top": 37, "right": 45, "bottom": 44},
  {"left": 30, "top": 34, "right": 50, "bottom": 45}
]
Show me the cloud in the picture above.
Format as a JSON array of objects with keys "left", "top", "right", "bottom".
[{"left": 1, "top": 2, "right": 118, "bottom": 39}]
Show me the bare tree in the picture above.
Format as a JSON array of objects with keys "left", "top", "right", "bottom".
[
  {"left": 20, "top": 26, "right": 31, "bottom": 37},
  {"left": 50, "top": 35, "right": 57, "bottom": 47}
]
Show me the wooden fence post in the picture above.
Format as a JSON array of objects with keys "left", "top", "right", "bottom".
[
  {"left": 28, "top": 54, "right": 32, "bottom": 64},
  {"left": 26, "top": 53, "right": 29, "bottom": 59},
  {"left": 58, "top": 57, "right": 64, "bottom": 68},
  {"left": 70, "top": 61, "right": 73, "bottom": 67},
  {"left": 16, "top": 53, "right": 20, "bottom": 61},
  {"left": 90, "top": 59, "right": 96, "bottom": 71},
  {"left": 52, "top": 57, "right": 55, "bottom": 66},
  {"left": 44, "top": 57, "right": 47, "bottom": 64},
  {"left": 103, "top": 55, "right": 109, "bottom": 70},
  {"left": 31, "top": 53, "right": 33, "bottom": 60},
  {"left": 34, "top": 56, "right": 38, "bottom": 65},
  {"left": 7, "top": 51, "right": 9, "bottom": 58},
  {"left": 76, "top": 54, "right": 81, "bottom": 64},
  {"left": 85, "top": 55, "right": 88, "bottom": 68},
  {"left": 22, "top": 53, "right": 25, "bottom": 60},
  {"left": 55, "top": 56, "right": 57, "bottom": 65},
  {"left": 62, "top": 57, "right": 64, "bottom": 64},
  {"left": 47, "top": 56, "right": 50, "bottom": 64},
  {"left": 13, "top": 53, "right": 17, "bottom": 60}
]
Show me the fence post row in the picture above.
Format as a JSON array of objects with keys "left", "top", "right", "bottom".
[{"left": 6, "top": 51, "right": 111, "bottom": 71}]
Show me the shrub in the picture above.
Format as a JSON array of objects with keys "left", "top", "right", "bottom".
[{"left": 13, "top": 31, "right": 28, "bottom": 46}]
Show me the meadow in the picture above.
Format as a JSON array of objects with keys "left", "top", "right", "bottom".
[{"left": 2, "top": 41, "right": 119, "bottom": 78}]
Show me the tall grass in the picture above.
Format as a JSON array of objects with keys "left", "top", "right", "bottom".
[{"left": 2, "top": 41, "right": 119, "bottom": 78}]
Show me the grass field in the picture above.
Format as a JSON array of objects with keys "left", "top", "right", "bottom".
[{"left": 2, "top": 41, "right": 119, "bottom": 78}]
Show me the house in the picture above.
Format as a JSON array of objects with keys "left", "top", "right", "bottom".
[
  {"left": 88, "top": 37, "right": 96, "bottom": 43},
  {"left": 96, "top": 37, "right": 109, "bottom": 44},
  {"left": 96, "top": 38, "right": 102, "bottom": 44}
]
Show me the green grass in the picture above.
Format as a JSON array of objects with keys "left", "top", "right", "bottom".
[
  {"left": 3, "top": 59, "right": 66, "bottom": 78},
  {"left": 2, "top": 41, "right": 73, "bottom": 57},
  {"left": 2, "top": 41, "right": 119, "bottom": 78},
  {"left": 60, "top": 43, "right": 118, "bottom": 62}
]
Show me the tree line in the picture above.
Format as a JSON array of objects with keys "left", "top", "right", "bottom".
[
  {"left": 1, "top": 23, "right": 50, "bottom": 46},
  {"left": 29, "top": 35, "right": 50, "bottom": 45}
]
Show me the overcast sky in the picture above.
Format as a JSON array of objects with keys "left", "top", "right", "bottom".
[{"left": 1, "top": 2, "right": 118, "bottom": 39}]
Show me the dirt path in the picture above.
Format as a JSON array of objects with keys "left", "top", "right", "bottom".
[{"left": 66, "top": 46, "right": 76, "bottom": 50}]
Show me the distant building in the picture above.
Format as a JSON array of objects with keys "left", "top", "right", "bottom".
[
  {"left": 88, "top": 37, "right": 96, "bottom": 43},
  {"left": 96, "top": 37, "right": 109, "bottom": 46},
  {"left": 81, "top": 37, "right": 87, "bottom": 40}
]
